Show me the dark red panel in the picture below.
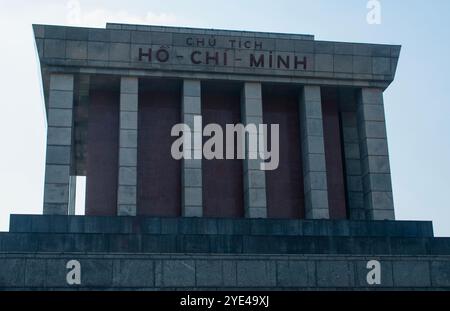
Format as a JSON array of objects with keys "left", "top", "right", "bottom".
[
  {"left": 202, "top": 82, "right": 244, "bottom": 218},
  {"left": 263, "top": 85, "right": 305, "bottom": 219},
  {"left": 137, "top": 80, "right": 182, "bottom": 216},
  {"left": 85, "top": 90, "right": 119, "bottom": 216},
  {"left": 322, "top": 88, "right": 348, "bottom": 219}
]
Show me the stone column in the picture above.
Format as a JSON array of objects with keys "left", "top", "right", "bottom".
[
  {"left": 182, "top": 80, "right": 203, "bottom": 217},
  {"left": 341, "top": 110, "right": 366, "bottom": 220},
  {"left": 299, "top": 86, "right": 330, "bottom": 219},
  {"left": 117, "top": 77, "right": 138, "bottom": 216},
  {"left": 68, "top": 74, "right": 90, "bottom": 216},
  {"left": 242, "top": 82, "right": 267, "bottom": 218},
  {"left": 357, "top": 88, "right": 395, "bottom": 220},
  {"left": 43, "top": 74, "right": 75, "bottom": 215}
]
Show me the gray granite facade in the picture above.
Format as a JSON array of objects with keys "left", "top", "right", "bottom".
[{"left": 34, "top": 23, "right": 400, "bottom": 97}]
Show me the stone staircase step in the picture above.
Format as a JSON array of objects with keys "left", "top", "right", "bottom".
[
  {"left": 1, "top": 232, "right": 450, "bottom": 255},
  {"left": 9, "top": 215, "right": 434, "bottom": 237}
]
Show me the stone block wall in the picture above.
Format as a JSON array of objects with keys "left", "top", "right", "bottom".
[{"left": 1, "top": 253, "right": 449, "bottom": 290}]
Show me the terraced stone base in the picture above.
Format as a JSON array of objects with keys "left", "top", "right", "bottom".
[{"left": 1, "top": 215, "right": 450, "bottom": 290}]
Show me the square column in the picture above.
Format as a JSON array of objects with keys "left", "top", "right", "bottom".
[
  {"left": 182, "top": 80, "right": 203, "bottom": 217},
  {"left": 341, "top": 110, "right": 365, "bottom": 220},
  {"left": 299, "top": 86, "right": 330, "bottom": 219},
  {"left": 117, "top": 77, "right": 138, "bottom": 216},
  {"left": 242, "top": 82, "right": 267, "bottom": 218},
  {"left": 357, "top": 88, "right": 395, "bottom": 220},
  {"left": 43, "top": 74, "right": 74, "bottom": 215}
]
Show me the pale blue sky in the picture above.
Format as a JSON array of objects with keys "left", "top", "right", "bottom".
[{"left": 0, "top": 0, "right": 449, "bottom": 235}]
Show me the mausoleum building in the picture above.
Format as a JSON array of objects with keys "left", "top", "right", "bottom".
[{"left": 0, "top": 23, "right": 449, "bottom": 290}]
